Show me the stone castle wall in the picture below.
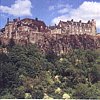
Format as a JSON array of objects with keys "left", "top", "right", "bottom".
[{"left": 0, "top": 18, "right": 99, "bottom": 54}]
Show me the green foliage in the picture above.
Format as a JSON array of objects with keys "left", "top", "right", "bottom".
[
  {"left": 0, "top": 44, "right": 52, "bottom": 99},
  {"left": 8, "top": 38, "right": 15, "bottom": 48},
  {"left": 0, "top": 44, "right": 100, "bottom": 99},
  {"left": 31, "top": 89, "right": 44, "bottom": 99},
  {"left": 73, "top": 83, "right": 100, "bottom": 99},
  {"left": 46, "top": 50, "right": 58, "bottom": 63},
  {"left": 0, "top": 92, "right": 15, "bottom": 99},
  {"left": 0, "top": 89, "right": 15, "bottom": 99}
]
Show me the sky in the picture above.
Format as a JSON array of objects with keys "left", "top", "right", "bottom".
[{"left": 0, "top": 0, "right": 100, "bottom": 32}]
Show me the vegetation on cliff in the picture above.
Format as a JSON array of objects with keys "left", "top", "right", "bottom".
[{"left": 0, "top": 44, "right": 100, "bottom": 99}]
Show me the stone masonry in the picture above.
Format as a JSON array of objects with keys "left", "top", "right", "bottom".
[{"left": 0, "top": 18, "right": 100, "bottom": 54}]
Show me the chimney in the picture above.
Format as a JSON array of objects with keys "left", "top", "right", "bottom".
[
  {"left": 13, "top": 19, "right": 16, "bottom": 22},
  {"left": 79, "top": 20, "right": 81, "bottom": 23},
  {"left": 35, "top": 18, "right": 38, "bottom": 21},
  {"left": 88, "top": 20, "right": 90, "bottom": 23},
  {"left": 71, "top": 19, "right": 73, "bottom": 25},
  {"left": 71, "top": 19, "right": 73, "bottom": 22},
  {"left": 7, "top": 18, "right": 9, "bottom": 23},
  {"left": 92, "top": 19, "right": 94, "bottom": 21}
]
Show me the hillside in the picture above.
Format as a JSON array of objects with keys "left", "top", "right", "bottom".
[{"left": 0, "top": 44, "right": 100, "bottom": 99}]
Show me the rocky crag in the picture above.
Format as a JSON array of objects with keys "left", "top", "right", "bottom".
[{"left": 0, "top": 18, "right": 100, "bottom": 54}]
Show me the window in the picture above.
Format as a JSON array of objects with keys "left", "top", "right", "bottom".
[
  {"left": 59, "top": 24, "right": 62, "bottom": 27},
  {"left": 41, "top": 26, "right": 43, "bottom": 29},
  {"left": 88, "top": 29, "right": 91, "bottom": 32}
]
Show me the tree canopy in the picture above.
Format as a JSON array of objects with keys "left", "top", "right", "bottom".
[{"left": 0, "top": 44, "right": 100, "bottom": 99}]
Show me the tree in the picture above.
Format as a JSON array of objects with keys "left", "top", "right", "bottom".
[
  {"left": 8, "top": 38, "right": 15, "bottom": 48},
  {"left": 0, "top": 44, "right": 54, "bottom": 99},
  {"left": 73, "top": 83, "right": 100, "bottom": 99}
]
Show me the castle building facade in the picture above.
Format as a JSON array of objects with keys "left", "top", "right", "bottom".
[
  {"left": 0, "top": 18, "right": 47, "bottom": 44},
  {"left": 0, "top": 18, "right": 100, "bottom": 55},
  {"left": 50, "top": 19, "right": 96, "bottom": 36},
  {"left": 0, "top": 18, "right": 97, "bottom": 46}
]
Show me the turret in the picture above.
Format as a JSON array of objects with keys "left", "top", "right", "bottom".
[
  {"left": 58, "top": 20, "right": 62, "bottom": 27},
  {"left": 91, "top": 19, "right": 96, "bottom": 26},
  {"left": 91, "top": 19, "right": 96, "bottom": 35}
]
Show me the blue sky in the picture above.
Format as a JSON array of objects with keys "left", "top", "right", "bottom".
[{"left": 0, "top": 0, "right": 100, "bottom": 32}]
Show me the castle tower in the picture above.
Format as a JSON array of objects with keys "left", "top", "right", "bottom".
[
  {"left": 4, "top": 18, "right": 10, "bottom": 38},
  {"left": 8, "top": 22, "right": 14, "bottom": 38},
  {"left": 4, "top": 17, "right": 19, "bottom": 41},
  {"left": 91, "top": 19, "right": 96, "bottom": 35}
]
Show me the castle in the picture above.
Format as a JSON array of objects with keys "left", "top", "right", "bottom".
[
  {"left": 50, "top": 19, "right": 96, "bottom": 35},
  {"left": 0, "top": 18, "right": 99, "bottom": 54},
  {"left": 0, "top": 18, "right": 97, "bottom": 37}
]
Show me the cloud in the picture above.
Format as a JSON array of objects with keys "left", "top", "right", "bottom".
[
  {"left": 51, "top": 1, "right": 100, "bottom": 30},
  {"left": 49, "top": 3, "right": 71, "bottom": 12},
  {"left": 0, "top": 0, "right": 32, "bottom": 17},
  {"left": 58, "top": 4, "right": 71, "bottom": 14},
  {"left": 49, "top": 6, "right": 55, "bottom": 11}
]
